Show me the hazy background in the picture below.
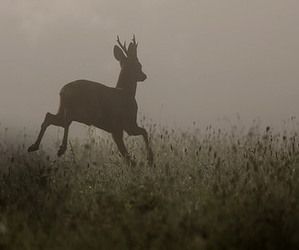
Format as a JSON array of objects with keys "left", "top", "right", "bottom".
[{"left": 1, "top": 0, "right": 299, "bottom": 135}]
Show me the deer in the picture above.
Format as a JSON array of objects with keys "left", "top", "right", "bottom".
[{"left": 28, "top": 35, "right": 153, "bottom": 166}]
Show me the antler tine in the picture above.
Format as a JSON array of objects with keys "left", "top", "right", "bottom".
[
  {"left": 116, "top": 35, "right": 128, "bottom": 55},
  {"left": 132, "top": 34, "right": 137, "bottom": 45}
]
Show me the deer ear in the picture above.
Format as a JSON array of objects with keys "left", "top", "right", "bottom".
[{"left": 114, "top": 45, "right": 126, "bottom": 62}]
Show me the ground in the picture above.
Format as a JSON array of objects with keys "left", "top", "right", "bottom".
[{"left": 0, "top": 121, "right": 299, "bottom": 250}]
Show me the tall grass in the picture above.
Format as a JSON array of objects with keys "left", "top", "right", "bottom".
[{"left": 0, "top": 121, "right": 299, "bottom": 250}]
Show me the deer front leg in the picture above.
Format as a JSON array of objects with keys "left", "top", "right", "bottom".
[
  {"left": 126, "top": 126, "right": 154, "bottom": 165},
  {"left": 57, "top": 121, "right": 71, "bottom": 157},
  {"left": 112, "top": 131, "right": 135, "bottom": 166}
]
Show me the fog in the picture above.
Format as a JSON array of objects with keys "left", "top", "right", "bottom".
[{"left": 1, "top": 0, "right": 299, "bottom": 133}]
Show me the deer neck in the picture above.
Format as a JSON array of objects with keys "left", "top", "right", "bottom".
[{"left": 116, "top": 70, "right": 137, "bottom": 98}]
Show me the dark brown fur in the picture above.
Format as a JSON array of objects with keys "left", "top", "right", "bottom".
[{"left": 28, "top": 36, "right": 153, "bottom": 165}]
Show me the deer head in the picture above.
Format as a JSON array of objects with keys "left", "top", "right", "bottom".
[{"left": 114, "top": 35, "right": 147, "bottom": 83}]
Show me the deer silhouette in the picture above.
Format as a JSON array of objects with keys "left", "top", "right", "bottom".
[{"left": 28, "top": 35, "right": 153, "bottom": 165}]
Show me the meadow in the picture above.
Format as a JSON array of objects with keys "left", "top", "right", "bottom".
[{"left": 0, "top": 120, "right": 299, "bottom": 250}]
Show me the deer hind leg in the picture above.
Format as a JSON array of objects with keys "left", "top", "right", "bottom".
[
  {"left": 126, "top": 126, "right": 154, "bottom": 165},
  {"left": 112, "top": 131, "right": 136, "bottom": 166},
  {"left": 28, "top": 112, "right": 65, "bottom": 152}
]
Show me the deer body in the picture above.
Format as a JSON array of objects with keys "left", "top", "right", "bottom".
[
  {"left": 28, "top": 36, "right": 153, "bottom": 165},
  {"left": 59, "top": 80, "right": 137, "bottom": 132}
]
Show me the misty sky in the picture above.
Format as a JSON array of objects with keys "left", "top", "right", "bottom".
[{"left": 1, "top": 0, "right": 299, "bottom": 131}]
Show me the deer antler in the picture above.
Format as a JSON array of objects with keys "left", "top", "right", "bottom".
[
  {"left": 117, "top": 35, "right": 128, "bottom": 56},
  {"left": 132, "top": 34, "right": 138, "bottom": 46}
]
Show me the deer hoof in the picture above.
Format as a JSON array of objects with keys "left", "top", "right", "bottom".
[
  {"left": 57, "top": 146, "right": 67, "bottom": 157},
  {"left": 28, "top": 144, "right": 39, "bottom": 152}
]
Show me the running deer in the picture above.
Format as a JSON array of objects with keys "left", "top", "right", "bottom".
[{"left": 28, "top": 35, "right": 153, "bottom": 165}]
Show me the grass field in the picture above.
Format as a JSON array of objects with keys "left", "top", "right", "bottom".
[{"left": 0, "top": 121, "right": 299, "bottom": 250}]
